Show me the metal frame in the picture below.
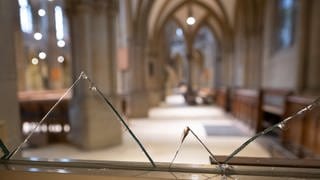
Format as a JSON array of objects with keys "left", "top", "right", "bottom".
[{"left": 1, "top": 156, "right": 320, "bottom": 179}]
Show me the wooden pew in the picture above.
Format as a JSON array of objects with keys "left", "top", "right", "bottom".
[
  {"left": 216, "top": 87, "right": 229, "bottom": 111},
  {"left": 231, "top": 89, "right": 262, "bottom": 133},
  {"left": 282, "top": 95, "right": 320, "bottom": 158},
  {"left": 19, "top": 90, "right": 71, "bottom": 147},
  {"left": 261, "top": 89, "right": 292, "bottom": 129}
]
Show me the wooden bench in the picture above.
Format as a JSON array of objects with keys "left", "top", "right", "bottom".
[
  {"left": 261, "top": 89, "right": 292, "bottom": 129},
  {"left": 282, "top": 95, "right": 320, "bottom": 157},
  {"left": 19, "top": 90, "right": 71, "bottom": 147},
  {"left": 231, "top": 89, "right": 262, "bottom": 132},
  {"left": 216, "top": 87, "right": 229, "bottom": 111},
  {"left": 262, "top": 89, "right": 292, "bottom": 115}
]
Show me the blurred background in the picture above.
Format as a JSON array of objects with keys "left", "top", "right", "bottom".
[{"left": 0, "top": 0, "right": 320, "bottom": 165}]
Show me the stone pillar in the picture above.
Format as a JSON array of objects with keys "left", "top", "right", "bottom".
[
  {"left": 46, "top": 2, "right": 62, "bottom": 90},
  {"left": 126, "top": 18, "right": 150, "bottom": 117},
  {"left": 244, "top": 4, "right": 264, "bottom": 89},
  {"left": 154, "top": 36, "right": 167, "bottom": 102},
  {"left": 221, "top": 43, "right": 232, "bottom": 87},
  {"left": 245, "top": 34, "right": 263, "bottom": 89},
  {"left": 127, "top": 43, "right": 150, "bottom": 117},
  {"left": 186, "top": 36, "right": 193, "bottom": 90},
  {"left": 145, "top": 47, "right": 164, "bottom": 107},
  {"left": 305, "top": 0, "right": 320, "bottom": 94},
  {"left": 126, "top": 1, "right": 165, "bottom": 117},
  {"left": 66, "top": 0, "right": 122, "bottom": 149},
  {"left": 0, "top": 0, "right": 21, "bottom": 150}
]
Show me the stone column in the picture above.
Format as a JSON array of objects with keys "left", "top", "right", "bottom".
[
  {"left": 126, "top": 22, "right": 150, "bottom": 117},
  {"left": 245, "top": 33, "right": 263, "bottom": 89},
  {"left": 126, "top": 1, "right": 165, "bottom": 117},
  {"left": 244, "top": 4, "right": 264, "bottom": 89},
  {"left": 126, "top": 43, "right": 150, "bottom": 117},
  {"left": 153, "top": 36, "right": 167, "bottom": 103},
  {"left": 221, "top": 43, "right": 232, "bottom": 87},
  {"left": 66, "top": 0, "right": 122, "bottom": 149},
  {"left": 46, "top": 2, "right": 62, "bottom": 90},
  {"left": 0, "top": 0, "right": 21, "bottom": 151},
  {"left": 145, "top": 46, "right": 164, "bottom": 107},
  {"left": 305, "top": 0, "right": 320, "bottom": 94}
]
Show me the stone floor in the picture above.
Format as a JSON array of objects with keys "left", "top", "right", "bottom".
[{"left": 22, "top": 95, "right": 271, "bottom": 165}]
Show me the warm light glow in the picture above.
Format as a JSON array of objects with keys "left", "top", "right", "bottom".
[
  {"left": 22, "top": 122, "right": 69, "bottom": 134},
  {"left": 186, "top": 16, "right": 196, "bottom": 25},
  {"left": 57, "top": 40, "right": 65, "bottom": 47},
  {"left": 41, "top": 124, "right": 48, "bottom": 132},
  {"left": 31, "top": 57, "right": 39, "bottom": 65},
  {"left": 48, "top": 124, "right": 63, "bottom": 133},
  {"left": 57, "top": 56, "right": 64, "bottom": 63},
  {"left": 22, "top": 122, "right": 40, "bottom": 134},
  {"left": 38, "top": 9, "right": 46, "bottom": 16},
  {"left": 63, "top": 124, "right": 70, "bottom": 132},
  {"left": 39, "top": 52, "right": 47, "bottom": 59},
  {"left": 33, "top": 32, "right": 42, "bottom": 40}
]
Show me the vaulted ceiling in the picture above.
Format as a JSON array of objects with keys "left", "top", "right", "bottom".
[{"left": 130, "top": 0, "right": 237, "bottom": 42}]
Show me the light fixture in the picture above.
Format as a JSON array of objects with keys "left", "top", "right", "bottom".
[
  {"left": 33, "top": 32, "right": 42, "bottom": 40},
  {"left": 38, "top": 52, "right": 47, "bottom": 59},
  {"left": 63, "top": 124, "right": 70, "bottom": 132},
  {"left": 31, "top": 57, "right": 39, "bottom": 65},
  {"left": 57, "top": 56, "right": 64, "bottom": 63},
  {"left": 186, "top": 3, "right": 196, "bottom": 26},
  {"left": 186, "top": 17, "right": 196, "bottom": 25},
  {"left": 38, "top": 9, "right": 46, "bottom": 16},
  {"left": 57, "top": 40, "right": 65, "bottom": 47}
]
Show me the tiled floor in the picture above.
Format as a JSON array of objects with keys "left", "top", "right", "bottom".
[{"left": 22, "top": 95, "right": 270, "bottom": 165}]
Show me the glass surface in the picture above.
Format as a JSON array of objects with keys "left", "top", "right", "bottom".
[{"left": 5, "top": 1, "right": 320, "bottom": 178}]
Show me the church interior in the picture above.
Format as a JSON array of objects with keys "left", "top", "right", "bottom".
[{"left": 1, "top": 0, "right": 320, "bottom": 179}]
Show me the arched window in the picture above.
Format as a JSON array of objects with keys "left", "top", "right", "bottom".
[
  {"left": 18, "top": 0, "right": 33, "bottom": 33},
  {"left": 272, "top": 0, "right": 297, "bottom": 54},
  {"left": 17, "top": 0, "right": 71, "bottom": 91},
  {"left": 55, "top": 6, "right": 64, "bottom": 40}
]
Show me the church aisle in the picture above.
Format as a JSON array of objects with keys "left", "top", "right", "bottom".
[{"left": 22, "top": 95, "right": 270, "bottom": 164}]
